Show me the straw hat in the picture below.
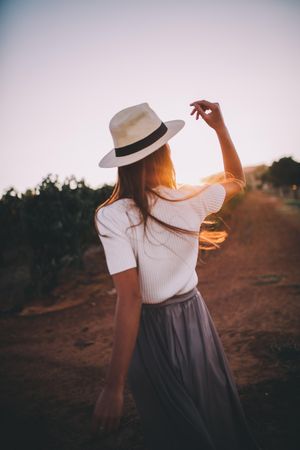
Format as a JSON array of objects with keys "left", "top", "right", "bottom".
[{"left": 98, "top": 102, "right": 185, "bottom": 168}]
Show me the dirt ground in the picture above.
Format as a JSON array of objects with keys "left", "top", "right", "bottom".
[{"left": 0, "top": 189, "right": 299, "bottom": 450}]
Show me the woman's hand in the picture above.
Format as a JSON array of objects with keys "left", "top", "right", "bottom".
[
  {"left": 190, "top": 99, "right": 226, "bottom": 132},
  {"left": 91, "top": 385, "right": 124, "bottom": 437}
]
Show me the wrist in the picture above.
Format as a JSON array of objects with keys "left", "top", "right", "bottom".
[
  {"left": 214, "top": 123, "right": 229, "bottom": 136},
  {"left": 104, "top": 377, "right": 125, "bottom": 392}
]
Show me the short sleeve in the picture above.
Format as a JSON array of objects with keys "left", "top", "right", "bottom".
[
  {"left": 185, "top": 182, "right": 226, "bottom": 218},
  {"left": 200, "top": 183, "right": 226, "bottom": 216},
  {"left": 95, "top": 205, "right": 137, "bottom": 275}
]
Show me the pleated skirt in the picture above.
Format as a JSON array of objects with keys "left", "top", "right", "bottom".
[{"left": 127, "top": 286, "right": 263, "bottom": 450}]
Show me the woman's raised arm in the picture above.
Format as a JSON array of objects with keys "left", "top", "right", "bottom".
[{"left": 190, "top": 99, "right": 246, "bottom": 202}]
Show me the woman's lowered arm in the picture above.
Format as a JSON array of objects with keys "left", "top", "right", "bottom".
[{"left": 91, "top": 267, "right": 142, "bottom": 435}]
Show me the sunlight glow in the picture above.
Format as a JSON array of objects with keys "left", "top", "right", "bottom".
[{"left": 0, "top": 0, "right": 299, "bottom": 194}]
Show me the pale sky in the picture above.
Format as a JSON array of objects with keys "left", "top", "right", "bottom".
[{"left": 0, "top": 0, "right": 299, "bottom": 196}]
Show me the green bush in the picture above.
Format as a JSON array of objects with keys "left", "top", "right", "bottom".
[{"left": 0, "top": 174, "right": 113, "bottom": 301}]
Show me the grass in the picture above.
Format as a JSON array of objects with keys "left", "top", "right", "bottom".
[
  {"left": 284, "top": 198, "right": 300, "bottom": 209},
  {"left": 252, "top": 274, "right": 283, "bottom": 285}
]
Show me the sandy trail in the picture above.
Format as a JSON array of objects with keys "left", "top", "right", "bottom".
[{"left": 0, "top": 189, "right": 299, "bottom": 450}]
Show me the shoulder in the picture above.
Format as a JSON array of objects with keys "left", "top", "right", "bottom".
[
  {"left": 200, "top": 182, "right": 226, "bottom": 197},
  {"left": 177, "top": 183, "right": 207, "bottom": 193},
  {"left": 95, "top": 198, "right": 129, "bottom": 221},
  {"left": 178, "top": 182, "right": 226, "bottom": 215},
  {"left": 96, "top": 200, "right": 123, "bottom": 221},
  {"left": 179, "top": 182, "right": 225, "bottom": 197},
  {"left": 176, "top": 182, "right": 213, "bottom": 197},
  {"left": 95, "top": 199, "right": 135, "bottom": 232}
]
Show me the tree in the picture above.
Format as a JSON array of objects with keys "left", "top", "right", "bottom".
[{"left": 263, "top": 156, "right": 300, "bottom": 188}]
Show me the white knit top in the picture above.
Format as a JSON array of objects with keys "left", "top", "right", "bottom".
[{"left": 95, "top": 183, "right": 226, "bottom": 304}]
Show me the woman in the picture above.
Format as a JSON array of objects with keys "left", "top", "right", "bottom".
[{"left": 91, "top": 100, "right": 263, "bottom": 450}]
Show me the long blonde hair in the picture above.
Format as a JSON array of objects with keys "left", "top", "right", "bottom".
[{"left": 95, "top": 143, "right": 237, "bottom": 251}]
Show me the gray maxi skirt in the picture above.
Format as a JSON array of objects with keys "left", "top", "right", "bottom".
[{"left": 127, "top": 286, "right": 263, "bottom": 450}]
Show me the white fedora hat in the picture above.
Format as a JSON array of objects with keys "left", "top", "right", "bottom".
[{"left": 98, "top": 102, "right": 185, "bottom": 168}]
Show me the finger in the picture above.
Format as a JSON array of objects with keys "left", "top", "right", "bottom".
[
  {"left": 191, "top": 103, "right": 206, "bottom": 115},
  {"left": 200, "top": 100, "right": 219, "bottom": 110},
  {"left": 190, "top": 99, "right": 217, "bottom": 110},
  {"left": 190, "top": 99, "right": 211, "bottom": 106},
  {"left": 190, "top": 100, "right": 209, "bottom": 106},
  {"left": 105, "top": 416, "right": 120, "bottom": 434},
  {"left": 91, "top": 412, "right": 106, "bottom": 437},
  {"left": 190, "top": 101, "right": 208, "bottom": 113},
  {"left": 101, "top": 416, "right": 111, "bottom": 433},
  {"left": 103, "top": 417, "right": 114, "bottom": 433},
  {"left": 196, "top": 105, "right": 206, "bottom": 119}
]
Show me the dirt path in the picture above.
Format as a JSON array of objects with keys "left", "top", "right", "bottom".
[{"left": 0, "top": 190, "right": 299, "bottom": 450}]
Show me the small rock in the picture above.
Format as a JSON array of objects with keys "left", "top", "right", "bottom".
[
  {"left": 107, "top": 288, "right": 117, "bottom": 296},
  {"left": 74, "top": 338, "right": 95, "bottom": 349}
]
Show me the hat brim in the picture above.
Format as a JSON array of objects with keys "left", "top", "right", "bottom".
[{"left": 98, "top": 119, "right": 185, "bottom": 168}]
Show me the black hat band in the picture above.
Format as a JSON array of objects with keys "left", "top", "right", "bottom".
[{"left": 115, "top": 122, "right": 168, "bottom": 157}]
